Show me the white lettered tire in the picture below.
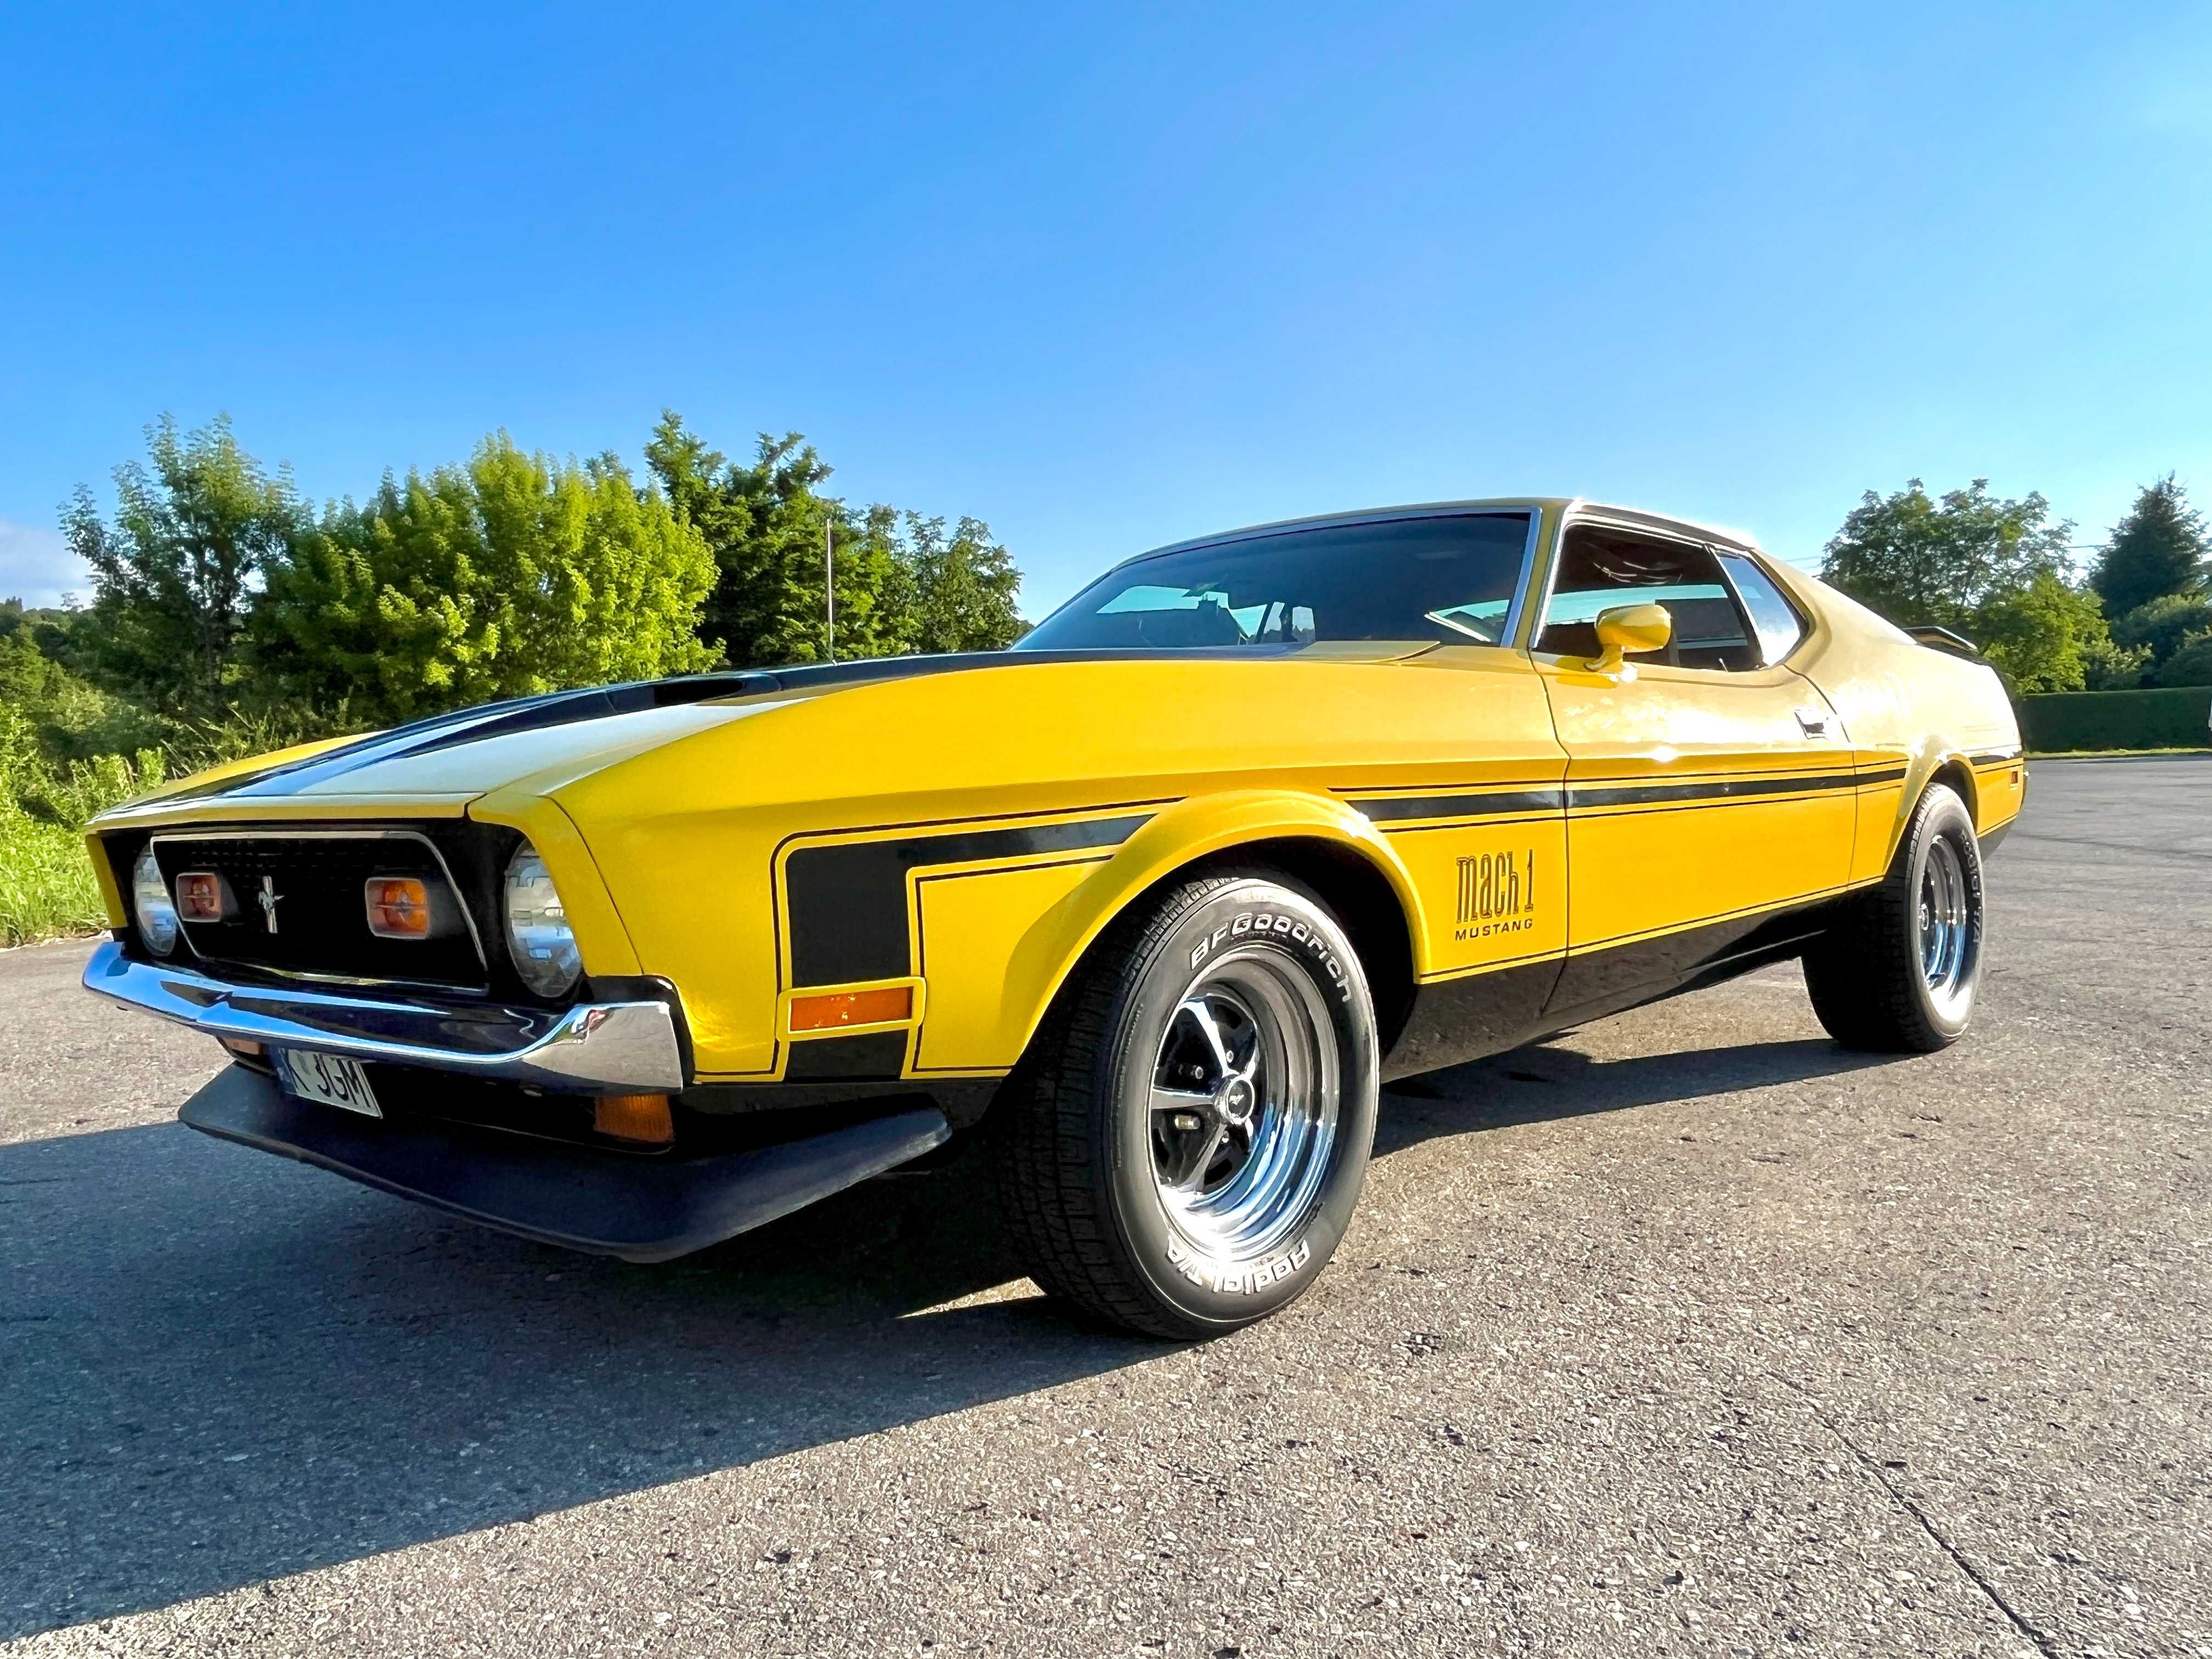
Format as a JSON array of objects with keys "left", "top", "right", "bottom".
[
  {"left": 993, "top": 871, "right": 1380, "bottom": 1338},
  {"left": 1803, "top": 782, "right": 1986, "bottom": 1052}
]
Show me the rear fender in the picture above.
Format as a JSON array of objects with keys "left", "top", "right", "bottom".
[{"left": 1889, "top": 741, "right": 2002, "bottom": 861}]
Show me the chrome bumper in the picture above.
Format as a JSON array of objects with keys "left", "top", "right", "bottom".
[{"left": 81, "top": 939, "right": 686, "bottom": 1093}]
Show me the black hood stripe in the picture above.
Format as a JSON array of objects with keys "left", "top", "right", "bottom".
[{"left": 149, "top": 647, "right": 1359, "bottom": 803}]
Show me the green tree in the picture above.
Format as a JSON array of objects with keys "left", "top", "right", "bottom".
[
  {"left": 1971, "top": 570, "right": 2120, "bottom": 694},
  {"left": 254, "top": 435, "right": 714, "bottom": 724},
  {"left": 893, "top": 513, "right": 1025, "bottom": 652},
  {"left": 645, "top": 413, "right": 1024, "bottom": 666},
  {"left": 1821, "top": 478, "right": 2074, "bottom": 631},
  {"left": 2089, "top": 475, "right": 2206, "bottom": 619},
  {"left": 61, "top": 415, "right": 303, "bottom": 715},
  {"left": 646, "top": 415, "right": 907, "bottom": 667}
]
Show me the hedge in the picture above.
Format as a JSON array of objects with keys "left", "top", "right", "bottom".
[{"left": 2018, "top": 686, "right": 2212, "bottom": 753}]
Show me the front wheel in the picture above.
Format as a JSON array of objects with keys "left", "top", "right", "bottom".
[
  {"left": 993, "top": 872, "right": 1380, "bottom": 1338},
  {"left": 1803, "top": 781, "right": 1986, "bottom": 1052}
]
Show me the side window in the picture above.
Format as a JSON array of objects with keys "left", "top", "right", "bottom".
[
  {"left": 1716, "top": 551, "right": 1806, "bottom": 666},
  {"left": 1536, "top": 525, "right": 1758, "bottom": 672}
]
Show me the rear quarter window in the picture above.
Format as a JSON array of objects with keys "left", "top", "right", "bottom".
[{"left": 1717, "top": 551, "right": 1808, "bottom": 666}]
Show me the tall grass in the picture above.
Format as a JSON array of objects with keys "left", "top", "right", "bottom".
[
  {"left": 0, "top": 693, "right": 363, "bottom": 947},
  {"left": 0, "top": 816, "right": 106, "bottom": 946},
  {"left": 0, "top": 702, "right": 172, "bottom": 947}
]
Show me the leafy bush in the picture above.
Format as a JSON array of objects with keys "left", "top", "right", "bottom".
[
  {"left": 251, "top": 436, "right": 715, "bottom": 724},
  {"left": 2154, "top": 630, "right": 2212, "bottom": 688},
  {"left": 2113, "top": 594, "right": 2212, "bottom": 671},
  {"left": 2083, "top": 633, "right": 2154, "bottom": 690}
]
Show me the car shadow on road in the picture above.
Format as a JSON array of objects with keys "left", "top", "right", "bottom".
[
  {"left": 1, "top": 1032, "right": 1898, "bottom": 1637},
  {"left": 0, "top": 1119, "right": 1151, "bottom": 1639},
  {"left": 1372, "top": 1036, "right": 1903, "bottom": 1157}
]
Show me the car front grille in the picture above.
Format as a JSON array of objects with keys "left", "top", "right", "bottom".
[{"left": 149, "top": 830, "right": 489, "bottom": 991}]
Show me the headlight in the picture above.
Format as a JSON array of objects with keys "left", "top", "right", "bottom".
[
  {"left": 504, "top": 841, "right": 581, "bottom": 997},
  {"left": 131, "top": 845, "right": 180, "bottom": 956}
]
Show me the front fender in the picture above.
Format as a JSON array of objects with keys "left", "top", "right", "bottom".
[
  {"left": 469, "top": 786, "right": 644, "bottom": 979},
  {"left": 994, "top": 789, "right": 1427, "bottom": 1066}
]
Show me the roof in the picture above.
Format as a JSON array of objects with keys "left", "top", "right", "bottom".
[{"left": 1125, "top": 497, "right": 1761, "bottom": 568}]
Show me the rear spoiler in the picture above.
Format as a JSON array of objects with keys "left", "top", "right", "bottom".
[{"left": 1906, "top": 624, "right": 1983, "bottom": 661}]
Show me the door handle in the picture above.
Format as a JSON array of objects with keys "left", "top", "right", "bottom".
[{"left": 1794, "top": 707, "right": 1831, "bottom": 737}]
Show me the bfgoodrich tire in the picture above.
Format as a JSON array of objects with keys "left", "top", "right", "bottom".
[
  {"left": 992, "top": 871, "right": 1380, "bottom": 1339},
  {"left": 1803, "top": 782, "right": 1986, "bottom": 1053}
]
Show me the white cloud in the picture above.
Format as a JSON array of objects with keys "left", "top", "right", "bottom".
[{"left": 0, "top": 518, "right": 90, "bottom": 610}]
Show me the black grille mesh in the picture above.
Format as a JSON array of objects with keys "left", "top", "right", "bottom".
[{"left": 150, "top": 833, "right": 487, "bottom": 989}]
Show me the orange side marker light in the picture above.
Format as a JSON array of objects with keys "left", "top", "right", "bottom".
[{"left": 788, "top": 985, "right": 913, "bottom": 1033}]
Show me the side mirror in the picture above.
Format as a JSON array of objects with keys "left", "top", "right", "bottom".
[{"left": 1587, "top": 603, "right": 1672, "bottom": 676}]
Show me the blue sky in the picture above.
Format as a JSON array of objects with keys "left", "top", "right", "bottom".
[{"left": 2, "top": 2, "right": 2207, "bottom": 617}]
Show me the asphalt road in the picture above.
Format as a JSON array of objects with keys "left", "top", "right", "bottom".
[{"left": 3, "top": 757, "right": 2206, "bottom": 1658}]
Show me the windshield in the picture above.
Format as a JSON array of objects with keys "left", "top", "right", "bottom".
[{"left": 1015, "top": 512, "right": 1533, "bottom": 652}]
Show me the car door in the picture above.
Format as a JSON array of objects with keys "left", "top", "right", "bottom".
[{"left": 1530, "top": 517, "right": 1855, "bottom": 1017}]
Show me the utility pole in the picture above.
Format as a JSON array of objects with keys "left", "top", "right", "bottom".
[{"left": 825, "top": 517, "right": 836, "bottom": 662}]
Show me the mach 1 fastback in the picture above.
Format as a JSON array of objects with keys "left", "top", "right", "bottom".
[{"left": 83, "top": 499, "right": 2021, "bottom": 1336}]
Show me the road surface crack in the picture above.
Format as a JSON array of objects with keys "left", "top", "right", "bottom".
[{"left": 1769, "top": 1371, "right": 2059, "bottom": 1658}]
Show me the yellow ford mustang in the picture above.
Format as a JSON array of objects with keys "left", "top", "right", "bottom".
[{"left": 82, "top": 499, "right": 2021, "bottom": 1336}]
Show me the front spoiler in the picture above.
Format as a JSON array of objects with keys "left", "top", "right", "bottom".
[
  {"left": 180, "top": 1065, "right": 952, "bottom": 1262},
  {"left": 83, "top": 939, "right": 686, "bottom": 1093}
]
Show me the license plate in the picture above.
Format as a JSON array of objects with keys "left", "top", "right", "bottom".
[{"left": 273, "top": 1048, "right": 382, "bottom": 1118}]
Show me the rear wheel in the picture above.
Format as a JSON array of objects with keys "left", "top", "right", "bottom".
[
  {"left": 993, "top": 872, "right": 1379, "bottom": 1338},
  {"left": 1804, "top": 782, "right": 1985, "bottom": 1052}
]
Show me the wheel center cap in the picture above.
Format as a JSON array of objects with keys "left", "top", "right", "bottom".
[{"left": 1217, "top": 1076, "right": 1256, "bottom": 1125}]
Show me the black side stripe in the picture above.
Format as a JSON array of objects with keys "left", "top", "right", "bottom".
[
  {"left": 1968, "top": 747, "right": 2023, "bottom": 765},
  {"left": 783, "top": 814, "right": 1152, "bottom": 989},
  {"left": 782, "top": 1030, "right": 912, "bottom": 1082},
  {"left": 1349, "top": 765, "right": 1914, "bottom": 825},
  {"left": 1351, "top": 787, "right": 1564, "bottom": 823},
  {"left": 1567, "top": 769, "right": 1861, "bottom": 809}
]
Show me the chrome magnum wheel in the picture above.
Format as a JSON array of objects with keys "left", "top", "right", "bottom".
[
  {"left": 1149, "top": 960, "right": 1341, "bottom": 1263},
  {"left": 995, "top": 871, "right": 1380, "bottom": 1338},
  {"left": 1915, "top": 833, "right": 1978, "bottom": 1021},
  {"left": 1806, "top": 781, "right": 1986, "bottom": 1052}
]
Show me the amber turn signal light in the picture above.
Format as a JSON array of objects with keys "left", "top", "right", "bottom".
[
  {"left": 365, "top": 877, "right": 432, "bottom": 939},
  {"left": 788, "top": 985, "right": 913, "bottom": 1032},
  {"left": 593, "top": 1092, "right": 674, "bottom": 1145},
  {"left": 176, "top": 871, "right": 226, "bottom": 922}
]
